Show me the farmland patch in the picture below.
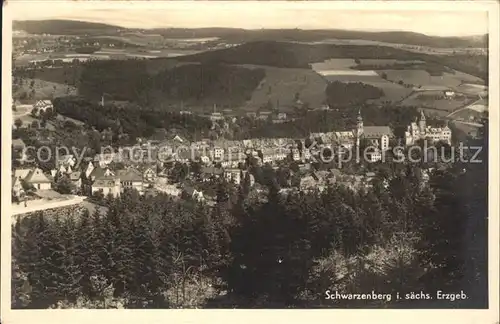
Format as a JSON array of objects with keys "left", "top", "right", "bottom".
[
  {"left": 455, "top": 83, "right": 488, "bottom": 96},
  {"left": 357, "top": 59, "right": 425, "bottom": 65},
  {"left": 379, "top": 69, "right": 484, "bottom": 91},
  {"left": 311, "top": 59, "right": 357, "bottom": 71},
  {"left": 317, "top": 71, "right": 412, "bottom": 103}
]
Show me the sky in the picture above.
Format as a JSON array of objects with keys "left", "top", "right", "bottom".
[{"left": 7, "top": 1, "right": 490, "bottom": 37}]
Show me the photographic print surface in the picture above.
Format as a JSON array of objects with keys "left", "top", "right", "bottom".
[{"left": 5, "top": 1, "right": 494, "bottom": 312}]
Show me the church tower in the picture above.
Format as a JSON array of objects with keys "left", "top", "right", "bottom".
[
  {"left": 355, "top": 109, "right": 364, "bottom": 162},
  {"left": 356, "top": 109, "right": 364, "bottom": 138},
  {"left": 419, "top": 110, "right": 426, "bottom": 133}
]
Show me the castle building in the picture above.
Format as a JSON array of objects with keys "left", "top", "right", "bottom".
[{"left": 404, "top": 111, "right": 452, "bottom": 146}]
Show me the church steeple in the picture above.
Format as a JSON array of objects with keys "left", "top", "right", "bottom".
[{"left": 356, "top": 109, "right": 364, "bottom": 136}]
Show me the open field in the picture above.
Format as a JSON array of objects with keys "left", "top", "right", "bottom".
[
  {"left": 379, "top": 69, "right": 484, "bottom": 90},
  {"left": 94, "top": 34, "right": 164, "bottom": 47},
  {"left": 14, "top": 48, "right": 204, "bottom": 66},
  {"left": 313, "top": 71, "right": 412, "bottom": 103},
  {"left": 310, "top": 58, "right": 486, "bottom": 104},
  {"left": 357, "top": 59, "right": 425, "bottom": 65},
  {"left": 12, "top": 78, "right": 78, "bottom": 100},
  {"left": 455, "top": 83, "right": 488, "bottom": 96},
  {"left": 448, "top": 108, "right": 485, "bottom": 122},
  {"left": 305, "top": 38, "right": 487, "bottom": 56},
  {"left": 465, "top": 99, "right": 488, "bottom": 113},
  {"left": 238, "top": 65, "right": 328, "bottom": 111},
  {"left": 310, "top": 58, "right": 357, "bottom": 70},
  {"left": 400, "top": 91, "right": 472, "bottom": 112}
]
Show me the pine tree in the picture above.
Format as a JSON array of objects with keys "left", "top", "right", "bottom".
[
  {"left": 22, "top": 213, "right": 50, "bottom": 308},
  {"left": 101, "top": 205, "right": 135, "bottom": 298},
  {"left": 76, "top": 208, "right": 103, "bottom": 298},
  {"left": 58, "top": 214, "right": 84, "bottom": 302},
  {"left": 130, "top": 212, "right": 165, "bottom": 308}
]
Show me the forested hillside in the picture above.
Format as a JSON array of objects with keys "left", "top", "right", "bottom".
[{"left": 78, "top": 60, "right": 266, "bottom": 108}]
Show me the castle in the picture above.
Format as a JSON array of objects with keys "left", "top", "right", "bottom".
[{"left": 404, "top": 111, "right": 452, "bottom": 146}]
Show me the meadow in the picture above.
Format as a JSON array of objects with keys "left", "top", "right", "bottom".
[
  {"left": 379, "top": 69, "right": 484, "bottom": 90},
  {"left": 400, "top": 91, "right": 472, "bottom": 112},
  {"left": 12, "top": 78, "right": 78, "bottom": 100},
  {"left": 311, "top": 59, "right": 413, "bottom": 103},
  {"left": 237, "top": 65, "right": 328, "bottom": 111}
]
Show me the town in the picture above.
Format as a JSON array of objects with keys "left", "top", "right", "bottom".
[{"left": 12, "top": 97, "right": 456, "bottom": 214}]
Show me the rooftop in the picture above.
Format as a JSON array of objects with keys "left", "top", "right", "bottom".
[
  {"left": 116, "top": 168, "right": 142, "bottom": 182},
  {"left": 363, "top": 126, "right": 393, "bottom": 138},
  {"left": 25, "top": 168, "right": 52, "bottom": 183}
]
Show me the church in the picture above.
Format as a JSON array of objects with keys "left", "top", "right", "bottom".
[
  {"left": 354, "top": 110, "right": 394, "bottom": 162},
  {"left": 404, "top": 111, "right": 452, "bottom": 146}
]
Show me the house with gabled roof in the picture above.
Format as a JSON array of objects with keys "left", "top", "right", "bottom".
[
  {"left": 117, "top": 168, "right": 143, "bottom": 194},
  {"left": 90, "top": 167, "right": 120, "bottom": 198},
  {"left": 33, "top": 100, "right": 53, "bottom": 114},
  {"left": 23, "top": 167, "right": 52, "bottom": 190}
]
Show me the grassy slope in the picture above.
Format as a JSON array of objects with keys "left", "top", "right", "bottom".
[
  {"left": 12, "top": 78, "right": 77, "bottom": 100},
  {"left": 239, "top": 65, "right": 328, "bottom": 111}
]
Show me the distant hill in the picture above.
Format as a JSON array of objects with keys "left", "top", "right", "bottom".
[
  {"left": 13, "top": 20, "right": 122, "bottom": 35},
  {"left": 175, "top": 41, "right": 487, "bottom": 79},
  {"left": 15, "top": 40, "right": 487, "bottom": 111},
  {"left": 146, "top": 28, "right": 487, "bottom": 48},
  {"left": 13, "top": 19, "right": 488, "bottom": 48},
  {"left": 175, "top": 41, "right": 426, "bottom": 68}
]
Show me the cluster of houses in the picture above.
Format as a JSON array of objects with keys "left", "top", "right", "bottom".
[
  {"left": 11, "top": 109, "right": 451, "bottom": 201},
  {"left": 197, "top": 103, "right": 289, "bottom": 124}
]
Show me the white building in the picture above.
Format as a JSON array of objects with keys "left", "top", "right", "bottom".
[
  {"left": 33, "top": 100, "right": 53, "bottom": 114},
  {"left": 405, "top": 111, "right": 452, "bottom": 146},
  {"left": 224, "top": 168, "right": 242, "bottom": 185}
]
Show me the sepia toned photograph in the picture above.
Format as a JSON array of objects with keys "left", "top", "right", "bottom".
[{"left": 1, "top": 1, "right": 498, "bottom": 320}]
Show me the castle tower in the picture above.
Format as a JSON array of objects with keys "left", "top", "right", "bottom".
[{"left": 419, "top": 110, "right": 426, "bottom": 133}]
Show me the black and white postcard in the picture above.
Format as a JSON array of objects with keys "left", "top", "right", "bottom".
[{"left": 1, "top": 1, "right": 498, "bottom": 323}]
